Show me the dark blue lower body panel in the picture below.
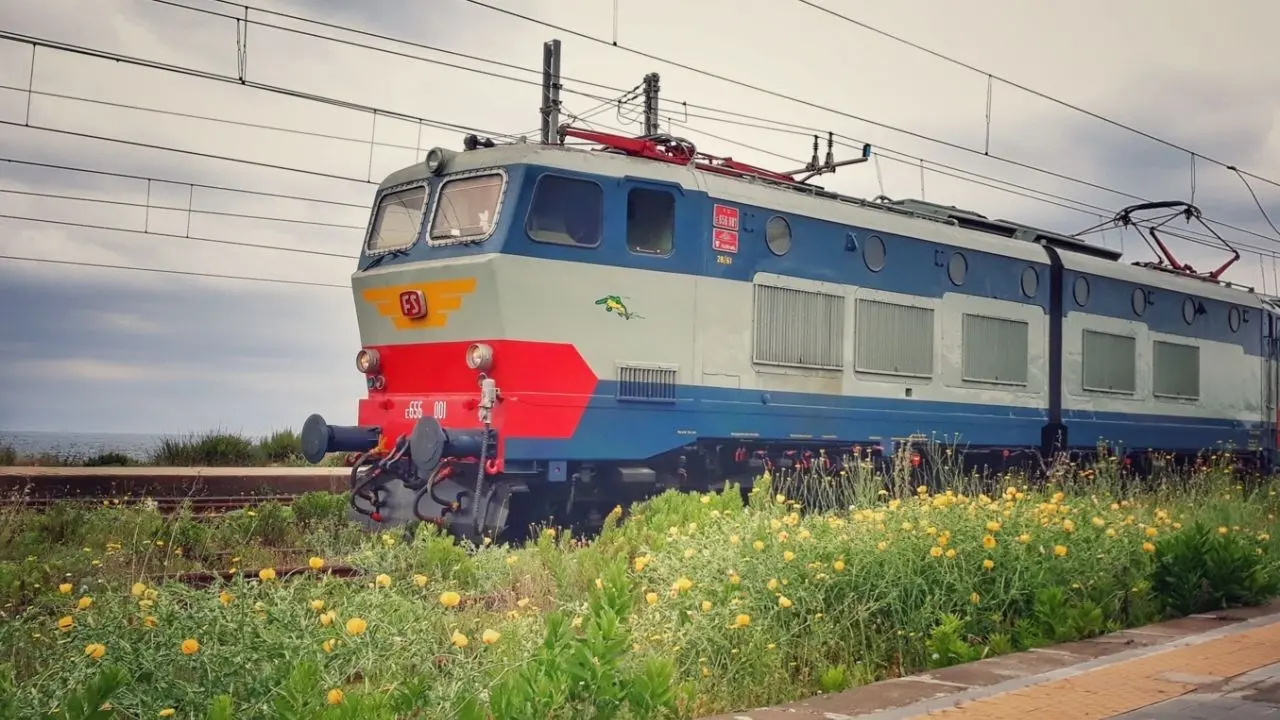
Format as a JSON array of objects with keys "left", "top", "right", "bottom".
[{"left": 503, "top": 382, "right": 1263, "bottom": 462}]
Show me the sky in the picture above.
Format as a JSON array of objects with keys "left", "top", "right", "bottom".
[{"left": 0, "top": 0, "right": 1278, "bottom": 435}]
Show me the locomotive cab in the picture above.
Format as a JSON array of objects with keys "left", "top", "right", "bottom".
[{"left": 301, "top": 143, "right": 548, "bottom": 539}]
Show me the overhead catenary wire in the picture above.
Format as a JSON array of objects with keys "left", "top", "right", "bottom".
[
  {"left": 3, "top": 7, "right": 1277, "bottom": 282},
  {"left": 566, "top": 86, "right": 1279, "bottom": 252},
  {"left": 0, "top": 211, "right": 359, "bottom": 261},
  {"left": 789, "top": 0, "right": 1280, "bottom": 194},
  {"left": 0, "top": 157, "right": 368, "bottom": 210},
  {"left": 0, "top": 186, "right": 366, "bottom": 231},
  {"left": 8, "top": 18, "right": 1272, "bottom": 253},
  {"left": 0, "top": 253, "right": 350, "bottom": 289},
  {"left": 458, "top": 0, "right": 1280, "bottom": 218}
]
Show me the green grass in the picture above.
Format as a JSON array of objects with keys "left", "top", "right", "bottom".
[
  {"left": 0, "top": 449, "right": 1275, "bottom": 718},
  {"left": 0, "top": 428, "right": 350, "bottom": 468}
]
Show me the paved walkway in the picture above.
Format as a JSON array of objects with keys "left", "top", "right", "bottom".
[{"left": 702, "top": 602, "right": 1280, "bottom": 720}]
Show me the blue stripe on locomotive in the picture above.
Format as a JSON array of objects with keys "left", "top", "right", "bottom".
[
  {"left": 501, "top": 382, "right": 1259, "bottom": 464},
  {"left": 368, "top": 162, "right": 1262, "bottom": 356}
]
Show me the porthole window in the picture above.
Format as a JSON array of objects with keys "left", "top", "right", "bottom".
[
  {"left": 1073, "top": 275, "right": 1090, "bottom": 307},
  {"left": 1182, "top": 297, "right": 1197, "bottom": 325},
  {"left": 947, "top": 252, "right": 967, "bottom": 286},
  {"left": 765, "top": 216, "right": 791, "bottom": 256},
  {"left": 1229, "top": 306, "right": 1242, "bottom": 332},
  {"left": 1021, "top": 266, "right": 1039, "bottom": 298},
  {"left": 1132, "top": 288, "right": 1147, "bottom": 316},
  {"left": 864, "top": 234, "right": 886, "bottom": 272}
]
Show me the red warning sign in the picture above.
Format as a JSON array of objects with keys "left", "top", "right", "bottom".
[
  {"left": 712, "top": 204, "right": 739, "bottom": 231},
  {"left": 713, "top": 229, "right": 739, "bottom": 253}
]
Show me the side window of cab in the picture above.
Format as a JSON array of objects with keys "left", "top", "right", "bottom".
[
  {"left": 526, "top": 174, "right": 603, "bottom": 247},
  {"left": 626, "top": 188, "right": 675, "bottom": 256}
]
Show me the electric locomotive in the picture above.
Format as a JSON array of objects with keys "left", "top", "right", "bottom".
[{"left": 300, "top": 123, "right": 1280, "bottom": 541}]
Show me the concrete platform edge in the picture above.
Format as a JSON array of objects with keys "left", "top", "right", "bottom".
[
  {"left": 697, "top": 602, "right": 1280, "bottom": 720},
  {"left": 859, "top": 607, "right": 1280, "bottom": 720}
]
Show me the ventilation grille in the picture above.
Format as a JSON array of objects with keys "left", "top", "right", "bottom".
[
  {"left": 854, "top": 298, "right": 934, "bottom": 377},
  {"left": 1153, "top": 340, "right": 1200, "bottom": 399},
  {"left": 962, "top": 314, "right": 1029, "bottom": 385},
  {"left": 752, "top": 284, "right": 845, "bottom": 369},
  {"left": 616, "top": 363, "right": 678, "bottom": 402},
  {"left": 1082, "top": 329, "right": 1136, "bottom": 394}
]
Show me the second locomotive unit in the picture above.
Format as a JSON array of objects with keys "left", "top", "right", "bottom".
[{"left": 300, "top": 121, "right": 1279, "bottom": 540}]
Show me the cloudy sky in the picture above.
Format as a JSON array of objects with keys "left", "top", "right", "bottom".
[{"left": 1, "top": 0, "right": 1278, "bottom": 435}]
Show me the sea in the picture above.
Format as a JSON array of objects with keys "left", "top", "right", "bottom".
[{"left": 0, "top": 430, "right": 182, "bottom": 463}]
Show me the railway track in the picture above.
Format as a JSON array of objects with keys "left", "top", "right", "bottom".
[
  {"left": 0, "top": 466, "right": 350, "bottom": 512},
  {"left": 0, "top": 494, "right": 301, "bottom": 514}
]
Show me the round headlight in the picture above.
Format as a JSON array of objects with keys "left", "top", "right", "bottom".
[
  {"left": 465, "top": 343, "right": 493, "bottom": 371},
  {"left": 425, "top": 147, "right": 447, "bottom": 175},
  {"left": 356, "top": 348, "right": 381, "bottom": 374}
]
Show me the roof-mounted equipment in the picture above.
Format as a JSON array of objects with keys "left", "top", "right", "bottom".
[
  {"left": 558, "top": 125, "right": 869, "bottom": 187},
  {"left": 1082, "top": 201, "right": 1241, "bottom": 284}
]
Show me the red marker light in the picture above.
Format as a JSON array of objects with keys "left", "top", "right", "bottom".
[{"left": 370, "top": 512, "right": 383, "bottom": 522}]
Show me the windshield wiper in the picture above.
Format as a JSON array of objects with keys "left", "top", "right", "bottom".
[{"left": 360, "top": 247, "right": 409, "bottom": 272}]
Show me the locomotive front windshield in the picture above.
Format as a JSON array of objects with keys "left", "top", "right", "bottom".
[
  {"left": 428, "top": 174, "right": 504, "bottom": 242},
  {"left": 366, "top": 185, "right": 427, "bottom": 252}
]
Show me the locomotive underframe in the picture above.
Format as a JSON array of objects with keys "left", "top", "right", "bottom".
[{"left": 327, "top": 425, "right": 1274, "bottom": 543}]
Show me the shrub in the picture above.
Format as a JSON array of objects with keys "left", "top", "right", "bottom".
[
  {"left": 0, "top": 444, "right": 15, "bottom": 466},
  {"left": 150, "top": 431, "right": 259, "bottom": 467},
  {"left": 292, "top": 491, "right": 350, "bottom": 528},
  {"left": 1151, "top": 520, "right": 1280, "bottom": 616},
  {"left": 257, "top": 429, "right": 303, "bottom": 464},
  {"left": 82, "top": 451, "right": 136, "bottom": 467}
]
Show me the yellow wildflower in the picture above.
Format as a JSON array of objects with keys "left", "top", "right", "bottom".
[
  {"left": 439, "top": 591, "right": 462, "bottom": 608},
  {"left": 76, "top": 596, "right": 93, "bottom": 611},
  {"left": 414, "top": 574, "right": 429, "bottom": 587},
  {"left": 159, "top": 709, "right": 176, "bottom": 717},
  {"left": 700, "top": 600, "right": 713, "bottom": 612},
  {"left": 982, "top": 535, "right": 997, "bottom": 549},
  {"left": 482, "top": 628, "right": 501, "bottom": 645},
  {"left": 375, "top": 574, "right": 391, "bottom": 588},
  {"left": 733, "top": 613, "right": 751, "bottom": 628},
  {"left": 84, "top": 643, "right": 106, "bottom": 660},
  {"left": 258, "top": 568, "right": 276, "bottom": 582},
  {"left": 323, "top": 638, "right": 336, "bottom": 653},
  {"left": 57, "top": 616, "right": 73, "bottom": 632},
  {"left": 783, "top": 550, "right": 795, "bottom": 562},
  {"left": 345, "top": 617, "right": 368, "bottom": 636},
  {"left": 982, "top": 559, "right": 995, "bottom": 570},
  {"left": 1142, "top": 542, "right": 1156, "bottom": 553},
  {"left": 451, "top": 630, "right": 468, "bottom": 648},
  {"left": 310, "top": 599, "right": 325, "bottom": 612},
  {"left": 326, "top": 688, "right": 344, "bottom": 705},
  {"left": 58, "top": 583, "right": 72, "bottom": 594},
  {"left": 309, "top": 556, "right": 325, "bottom": 570},
  {"left": 181, "top": 638, "right": 200, "bottom": 655},
  {"left": 1053, "top": 545, "right": 1068, "bottom": 557},
  {"left": 131, "top": 582, "right": 147, "bottom": 597},
  {"left": 646, "top": 592, "right": 659, "bottom": 605},
  {"left": 634, "top": 555, "right": 651, "bottom": 572},
  {"left": 833, "top": 560, "right": 846, "bottom": 572},
  {"left": 752, "top": 540, "right": 765, "bottom": 551},
  {"left": 219, "top": 591, "right": 233, "bottom": 607},
  {"left": 778, "top": 595, "right": 793, "bottom": 609}
]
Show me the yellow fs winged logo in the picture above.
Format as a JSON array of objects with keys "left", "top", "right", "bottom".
[{"left": 362, "top": 277, "right": 477, "bottom": 330}]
